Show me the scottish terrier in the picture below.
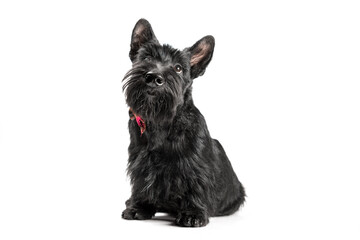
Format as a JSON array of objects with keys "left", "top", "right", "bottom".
[{"left": 122, "top": 19, "right": 245, "bottom": 227}]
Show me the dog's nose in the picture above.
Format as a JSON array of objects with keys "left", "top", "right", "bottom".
[{"left": 145, "top": 72, "right": 164, "bottom": 87}]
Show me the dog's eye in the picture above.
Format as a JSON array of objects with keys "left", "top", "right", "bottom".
[
  {"left": 144, "top": 56, "right": 152, "bottom": 61},
  {"left": 174, "top": 64, "right": 183, "bottom": 73}
]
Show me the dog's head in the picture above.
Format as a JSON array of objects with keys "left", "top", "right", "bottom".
[{"left": 123, "top": 19, "right": 215, "bottom": 124}]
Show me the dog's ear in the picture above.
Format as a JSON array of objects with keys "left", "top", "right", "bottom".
[
  {"left": 129, "top": 19, "right": 158, "bottom": 62},
  {"left": 188, "top": 35, "right": 215, "bottom": 79}
]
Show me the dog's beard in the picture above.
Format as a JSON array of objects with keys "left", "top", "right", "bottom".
[{"left": 123, "top": 66, "right": 184, "bottom": 124}]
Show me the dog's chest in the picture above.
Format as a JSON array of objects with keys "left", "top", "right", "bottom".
[
  {"left": 129, "top": 118, "right": 202, "bottom": 203},
  {"left": 133, "top": 147, "right": 194, "bottom": 202}
]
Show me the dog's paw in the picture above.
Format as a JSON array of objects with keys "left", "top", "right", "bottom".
[
  {"left": 122, "top": 208, "right": 154, "bottom": 220},
  {"left": 175, "top": 213, "right": 209, "bottom": 227}
]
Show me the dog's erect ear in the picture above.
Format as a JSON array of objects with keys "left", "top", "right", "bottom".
[
  {"left": 129, "top": 19, "right": 158, "bottom": 62},
  {"left": 188, "top": 35, "right": 215, "bottom": 79}
]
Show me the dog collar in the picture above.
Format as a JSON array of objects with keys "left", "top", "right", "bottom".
[{"left": 129, "top": 108, "right": 146, "bottom": 136}]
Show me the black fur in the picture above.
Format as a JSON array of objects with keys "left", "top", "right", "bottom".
[{"left": 122, "top": 19, "right": 245, "bottom": 227}]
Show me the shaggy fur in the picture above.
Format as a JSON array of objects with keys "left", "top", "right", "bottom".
[{"left": 122, "top": 19, "right": 245, "bottom": 227}]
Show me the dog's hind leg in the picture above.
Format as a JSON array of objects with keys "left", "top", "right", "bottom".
[{"left": 215, "top": 182, "right": 246, "bottom": 216}]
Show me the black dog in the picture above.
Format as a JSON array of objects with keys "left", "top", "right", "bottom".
[{"left": 122, "top": 19, "right": 245, "bottom": 227}]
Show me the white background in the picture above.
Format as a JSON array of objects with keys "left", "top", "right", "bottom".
[{"left": 1, "top": 0, "right": 359, "bottom": 239}]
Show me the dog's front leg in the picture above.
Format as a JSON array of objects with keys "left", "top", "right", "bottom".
[
  {"left": 122, "top": 198, "right": 156, "bottom": 220},
  {"left": 175, "top": 210, "right": 209, "bottom": 227},
  {"left": 175, "top": 198, "right": 210, "bottom": 228}
]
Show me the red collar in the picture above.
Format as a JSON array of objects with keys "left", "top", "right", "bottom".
[{"left": 129, "top": 108, "right": 146, "bottom": 136}]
